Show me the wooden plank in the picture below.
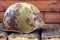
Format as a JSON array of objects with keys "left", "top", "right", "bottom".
[
  {"left": 42, "top": 31, "right": 60, "bottom": 38},
  {"left": 44, "top": 12, "right": 60, "bottom": 24},
  {"left": 0, "top": 1, "right": 60, "bottom": 12},
  {"left": 42, "top": 38, "right": 60, "bottom": 40},
  {"left": 46, "top": 24, "right": 60, "bottom": 26},
  {"left": 41, "top": 24, "right": 60, "bottom": 38},
  {"left": 0, "top": 0, "right": 59, "bottom": 1},
  {"left": 0, "top": 12, "right": 4, "bottom": 23},
  {"left": 41, "top": 24, "right": 60, "bottom": 33}
]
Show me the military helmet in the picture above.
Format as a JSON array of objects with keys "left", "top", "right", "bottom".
[{"left": 3, "top": 2, "right": 45, "bottom": 33}]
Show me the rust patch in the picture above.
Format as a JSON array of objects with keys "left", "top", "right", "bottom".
[
  {"left": 26, "top": 18, "right": 30, "bottom": 24},
  {"left": 29, "top": 23, "right": 35, "bottom": 27}
]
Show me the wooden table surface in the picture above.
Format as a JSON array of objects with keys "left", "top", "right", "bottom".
[{"left": 0, "top": 0, "right": 60, "bottom": 26}]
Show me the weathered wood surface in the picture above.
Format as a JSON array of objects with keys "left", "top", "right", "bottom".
[
  {"left": 42, "top": 31, "right": 60, "bottom": 38},
  {"left": 0, "top": 0, "right": 60, "bottom": 1},
  {"left": 44, "top": 12, "right": 60, "bottom": 24},
  {"left": 42, "top": 25, "right": 60, "bottom": 31},
  {"left": 0, "top": 12, "right": 4, "bottom": 23}
]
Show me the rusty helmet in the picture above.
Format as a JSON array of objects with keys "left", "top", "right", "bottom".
[{"left": 3, "top": 2, "right": 45, "bottom": 33}]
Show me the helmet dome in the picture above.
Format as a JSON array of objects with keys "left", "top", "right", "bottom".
[{"left": 3, "top": 2, "right": 45, "bottom": 33}]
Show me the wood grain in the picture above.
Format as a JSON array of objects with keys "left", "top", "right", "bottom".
[
  {"left": 46, "top": 24, "right": 60, "bottom": 26},
  {"left": 0, "top": 1, "right": 60, "bottom": 12},
  {"left": 0, "top": 12, "right": 4, "bottom": 23},
  {"left": 44, "top": 12, "right": 60, "bottom": 24},
  {"left": 42, "top": 31, "right": 60, "bottom": 38},
  {"left": 0, "top": 0, "right": 60, "bottom": 1}
]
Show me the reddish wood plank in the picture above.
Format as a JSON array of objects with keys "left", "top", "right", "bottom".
[
  {"left": 0, "top": 1, "right": 60, "bottom": 12},
  {"left": 0, "top": 12, "right": 4, "bottom": 23},
  {"left": 44, "top": 12, "right": 60, "bottom": 24},
  {"left": 46, "top": 24, "right": 60, "bottom": 26},
  {"left": 0, "top": 0, "right": 57, "bottom": 1}
]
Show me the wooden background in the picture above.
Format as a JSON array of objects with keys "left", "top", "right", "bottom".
[{"left": 0, "top": 0, "right": 60, "bottom": 26}]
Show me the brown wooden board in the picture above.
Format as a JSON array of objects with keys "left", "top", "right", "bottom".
[
  {"left": 0, "top": 1, "right": 60, "bottom": 12},
  {"left": 46, "top": 24, "right": 60, "bottom": 26},
  {"left": 0, "top": 0, "right": 60, "bottom": 1},
  {"left": 0, "top": 12, "right": 4, "bottom": 23},
  {"left": 44, "top": 12, "right": 60, "bottom": 24}
]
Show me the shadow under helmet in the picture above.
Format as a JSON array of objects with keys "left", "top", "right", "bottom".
[{"left": 3, "top": 2, "right": 45, "bottom": 33}]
